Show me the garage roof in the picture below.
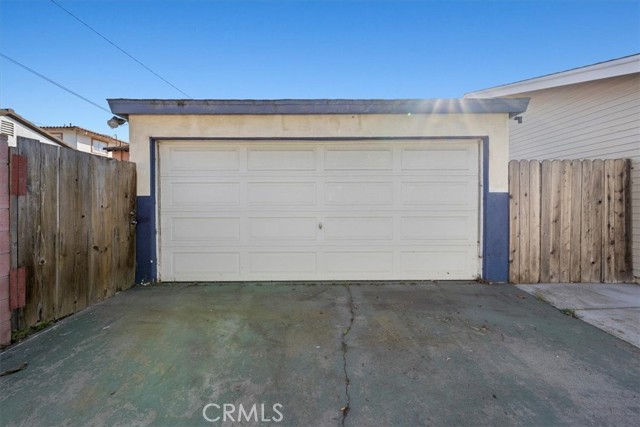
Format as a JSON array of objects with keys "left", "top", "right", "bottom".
[{"left": 107, "top": 98, "right": 529, "bottom": 118}]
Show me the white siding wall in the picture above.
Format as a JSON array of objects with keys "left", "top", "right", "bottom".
[{"left": 509, "top": 74, "right": 640, "bottom": 280}]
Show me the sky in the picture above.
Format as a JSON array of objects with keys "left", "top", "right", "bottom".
[{"left": 0, "top": 0, "right": 638, "bottom": 141}]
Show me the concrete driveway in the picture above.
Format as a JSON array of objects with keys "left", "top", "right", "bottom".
[
  {"left": 517, "top": 283, "right": 640, "bottom": 348},
  {"left": 1, "top": 282, "right": 639, "bottom": 427}
]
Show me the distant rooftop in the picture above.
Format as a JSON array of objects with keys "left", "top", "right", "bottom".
[{"left": 42, "top": 125, "right": 128, "bottom": 145}]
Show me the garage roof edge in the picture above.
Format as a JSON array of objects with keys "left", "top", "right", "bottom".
[{"left": 107, "top": 98, "right": 530, "bottom": 118}]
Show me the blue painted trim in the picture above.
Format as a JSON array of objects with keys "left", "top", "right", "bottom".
[
  {"left": 483, "top": 193, "right": 509, "bottom": 282},
  {"left": 134, "top": 139, "right": 157, "bottom": 283},
  {"left": 135, "top": 196, "right": 156, "bottom": 283},
  {"left": 482, "top": 138, "right": 509, "bottom": 282},
  {"left": 482, "top": 136, "right": 509, "bottom": 282}
]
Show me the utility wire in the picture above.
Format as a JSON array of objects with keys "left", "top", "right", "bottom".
[
  {"left": 49, "top": 0, "right": 192, "bottom": 99},
  {"left": 0, "top": 53, "right": 112, "bottom": 114}
]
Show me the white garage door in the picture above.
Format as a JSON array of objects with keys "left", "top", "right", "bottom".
[{"left": 158, "top": 140, "right": 480, "bottom": 281}]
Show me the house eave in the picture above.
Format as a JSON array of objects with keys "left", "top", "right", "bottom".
[{"left": 465, "top": 53, "right": 640, "bottom": 98}]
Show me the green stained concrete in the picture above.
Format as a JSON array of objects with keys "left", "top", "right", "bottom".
[{"left": 1, "top": 282, "right": 639, "bottom": 427}]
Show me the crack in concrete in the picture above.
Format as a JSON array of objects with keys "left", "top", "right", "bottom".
[{"left": 340, "top": 285, "right": 355, "bottom": 427}]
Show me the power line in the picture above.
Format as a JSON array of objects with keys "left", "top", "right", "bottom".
[
  {"left": 49, "top": 0, "right": 192, "bottom": 99},
  {"left": 0, "top": 53, "right": 112, "bottom": 114}
]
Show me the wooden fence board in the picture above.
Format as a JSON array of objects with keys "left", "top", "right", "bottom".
[
  {"left": 602, "top": 160, "right": 617, "bottom": 282},
  {"left": 620, "top": 159, "right": 633, "bottom": 281},
  {"left": 518, "top": 160, "right": 531, "bottom": 282},
  {"left": 591, "top": 159, "right": 605, "bottom": 282},
  {"left": 528, "top": 161, "right": 541, "bottom": 283},
  {"left": 569, "top": 160, "right": 582, "bottom": 282},
  {"left": 549, "top": 160, "right": 563, "bottom": 282},
  {"left": 580, "top": 161, "right": 595, "bottom": 281},
  {"left": 17, "top": 140, "right": 42, "bottom": 327},
  {"left": 57, "top": 149, "right": 91, "bottom": 317},
  {"left": 539, "top": 160, "right": 552, "bottom": 282},
  {"left": 76, "top": 153, "right": 93, "bottom": 311},
  {"left": 114, "top": 161, "right": 137, "bottom": 291},
  {"left": 607, "top": 159, "right": 632, "bottom": 282},
  {"left": 38, "top": 144, "right": 59, "bottom": 322},
  {"left": 559, "top": 160, "right": 572, "bottom": 282},
  {"left": 108, "top": 158, "right": 122, "bottom": 294},
  {"left": 125, "top": 164, "right": 137, "bottom": 286},
  {"left": 508, "top": 161, "right": 520, "bottom": 283},
  {"left": 90, "top": 157, "right": 109, "bottom": 302},
  {"left": 510, "top": 158, "right": 630, "bottom": 284}
]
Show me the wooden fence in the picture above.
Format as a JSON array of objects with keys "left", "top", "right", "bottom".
[
  {"left": 10, "top": 138, "right": 136, "bottom": 329},
  {"left": 509, "top": 159, "right": 632, "bottom": 284}
]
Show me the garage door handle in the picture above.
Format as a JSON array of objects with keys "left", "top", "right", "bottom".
[{"left": 318, "top": 222, "right": 323, "bottom": 230}]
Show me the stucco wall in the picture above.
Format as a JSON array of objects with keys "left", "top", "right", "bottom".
[
  {"left": 126, "top": 112, "right": 512, "bottom": 283},
  {"left": 128, "top": 113, "right": 510, "bottom": 196}
]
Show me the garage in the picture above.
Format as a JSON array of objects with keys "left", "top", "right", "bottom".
[
  {"left": 107, "top": 98, "right": 529, "bottom": 283},
  {"left": 158, "top": 139, "right": 480, "bottom": 281}
]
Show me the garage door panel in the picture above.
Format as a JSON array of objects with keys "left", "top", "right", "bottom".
[
  {"left": 401, "top": 181, "right": 476, "bottom": 206},
  {"left": 249, "top": 217, "right": 318, "bottom": 240},
  {"left": 163, "top": 181, "right": 240, "bottom": 207},
  {"left": 161, "top": 146, "right": 240, "bottom": 173},
  {"left": 248, "top": 182, "right": 317, "bottom": 205},
  {"left": 325, "top": 148, "right": 393, "bottom": 170},
  {"left": 400, "top": 250, "right": 474, "bottom": 276},
  {"left": 248, "top": 148, "right": 317, "bottom": 171},
  {"left": 401, "top": 148, "right": 478, "bottom": 173},
  {"left": 169, "top": 216, "right": 240, "bottom": 242},
  {"left": 325, "top": 251, "right": 394, "bottom": 274},
  {"left": 400, "top": 215, "right": 475, "bottom": 242},
  {"left": 324, "top": 217, "right": 393, "bottom": 240},
  {"left": 325, "top": 182, "right": 393, "bottom": 205},
  {"left": 249, "top": 252, "right": 317, "bottom": 274},
  {"left": 169, "top": 252, "right": 241, "bottom": 277}
]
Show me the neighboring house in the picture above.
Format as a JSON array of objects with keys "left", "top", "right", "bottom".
[
  {"left": 108, "top": 98, "right": 528, "bottom": 284},
  {"left": 466, "top": 54, "right": 640, "bottom": 282},
  {"left": 0, "top": 109, "right": 70, "bottom": 148},
  {"left": 41, "top": 125, "right": 130, "bottom": 161}
]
